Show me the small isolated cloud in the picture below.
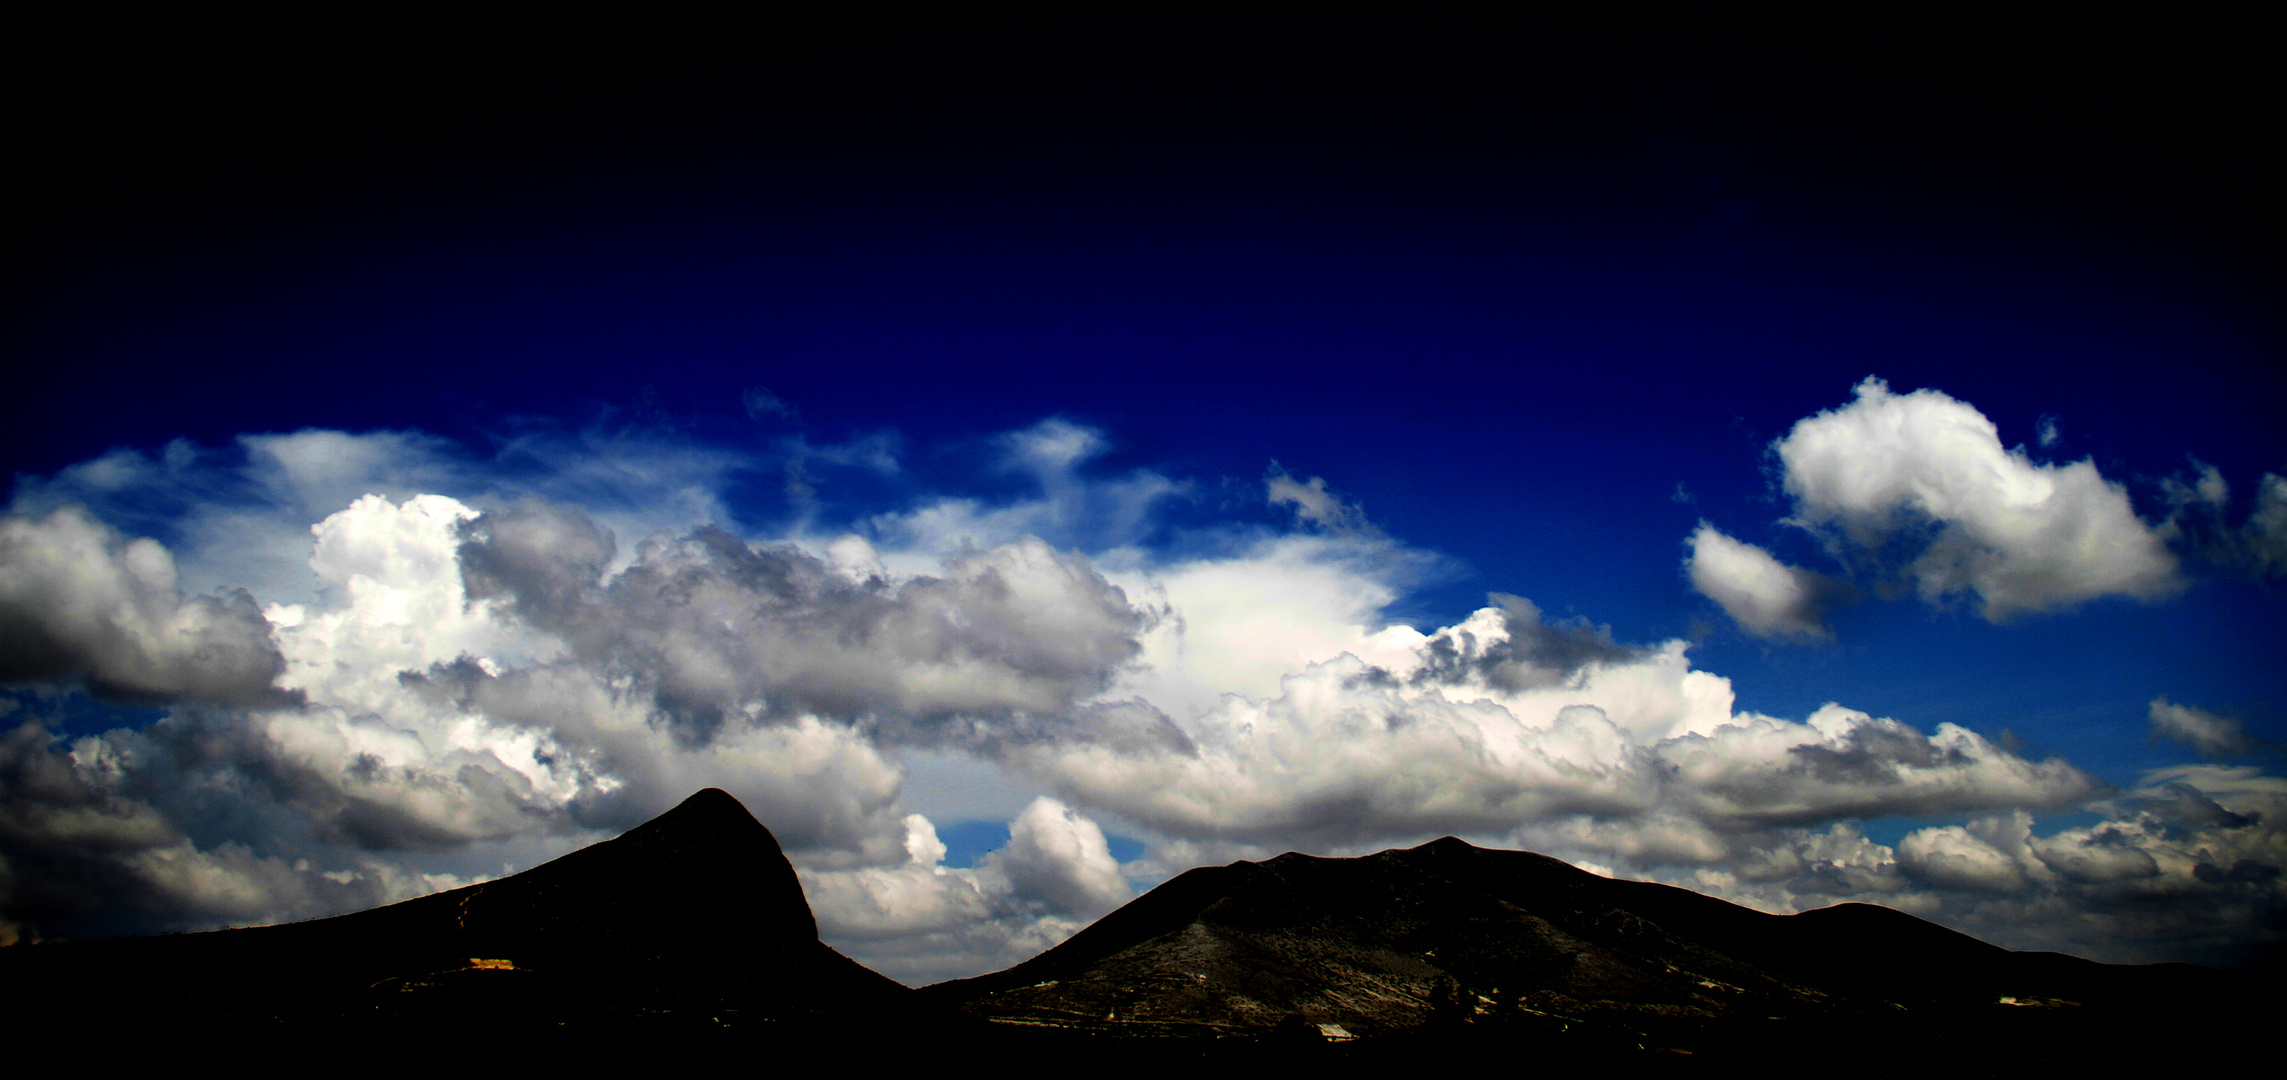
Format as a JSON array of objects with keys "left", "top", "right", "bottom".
[
  {"left": 1266, "top": 467, "right": 1373, "bottom": 535},
  {"left": 741, "top": 386, "right": 796, "bottom": 421},
  {"left": 2163, "top": 464, "right": 2287, "bottom": 580},
  {"left": 878, "top": 420, "right": 1179, "bottom": 555},
  {"left": 2246, "top": 473, "right": 2287, "bottom": 576},
  {"left": 2166, "top": 460, "right": 2234, "bottom": 509},
  {"left": 1003, "top": 418, "right": 1106, "bottom": 478},
  {"left": 1685, "top": 523, "right": 1850, "bottom": 641},
  {"left": 2150, "top": 696, "right": 2255, "bottom": 758},
  {"left": 991, "top": 796, "right": 1132, "bottom": 917},
  {"left": 1775, "top": 378, "right": 2182, "bottom": 620}
]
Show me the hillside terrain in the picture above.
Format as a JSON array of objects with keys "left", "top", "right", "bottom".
[
  {"left": 1, "top": 790, "right": 2254, "bottom": 1067},
  {"left": 925, "top": 835, "right": 2241, "bottom": 1063},
  {"left": 0, "top": 789, "right": 912, "bottom": 1043}
]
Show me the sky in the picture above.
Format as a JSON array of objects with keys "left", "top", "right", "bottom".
[{"left": 4, "top": 12, "right": 2282, "bottom": 981}]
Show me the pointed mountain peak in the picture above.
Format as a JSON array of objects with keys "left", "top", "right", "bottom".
[
  {"left": 0, "top": 787, "right": 915, "bottom": 1037},
  {"left": 490, "top": 787, "right": 816, "bottom": 945},
  {"left": 665, "top": 785, "right": 749, "bottom": 818},
  {"left": 611, "top": 786, "right": 788, "bottom": 858}
]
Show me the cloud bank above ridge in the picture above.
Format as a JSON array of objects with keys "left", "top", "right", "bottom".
[{"left": 1, "top": 395, "right": 2280, "bottom": 974}]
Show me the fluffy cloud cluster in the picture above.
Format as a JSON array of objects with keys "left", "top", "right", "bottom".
[
  {"left": 0, "top": 453, "right": 1158, "bottom": 953},
  {"left": 1645, "top": 765, "right": 2285, "bottom": 967},
  {"left": 1, "top": 488, "right": 927, "bottom": 943},
  {"left": 0, "top": 709, "right": 473, "bottom": 946},
  {"left": 460, "top": 498, "right": 1150, "bottom": 738},
  {"left": 5, "top": 426, "right": 754, "bottom": 607},
  {"left": 1013, "top": 617, "right": 2096, "bottom": 859},
  {"left": 1773, "top": 377, "right": 2181, "bottom": 620},
  {"left": 0, "top": 415, "right": 2276, "bottom": 978},
  {"left": 799, "top": 796, "right": 1131, "bottom": 982},
  {"left": 0, "top": 508, "right": 293, "bottom": 705}
]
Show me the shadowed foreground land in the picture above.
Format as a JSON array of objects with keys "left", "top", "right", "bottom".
[{"left": 1, "top": 790, "right": 2260, "bottom": 1069}]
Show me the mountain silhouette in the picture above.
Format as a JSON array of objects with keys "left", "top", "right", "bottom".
[
  {"left": 5, "top": 800, "right": 2253, "bottom": 1066},
  {"left": 924, "top": 836, "right": 2243, "bottom": 1062},
  {"left": 0, "top": 789, "right": 911, "bottom": 1042}
]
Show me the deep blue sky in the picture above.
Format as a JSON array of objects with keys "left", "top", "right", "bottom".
[{"left": 22, "top": 29, "right": 2287, "bottom": 755}]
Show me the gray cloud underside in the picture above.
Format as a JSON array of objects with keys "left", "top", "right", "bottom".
[
  {"left": 459, "top": 499, "right": 1152, "bottom": 739},
  {"left": 1636, "top": 768, "right": 2286, "bottom": 967},
  {"left": 0, "top": 508, "right": 296, "bottom": 706},
  {"left": 1403, "top": 593, "right": 1647, "bottom": 691}
]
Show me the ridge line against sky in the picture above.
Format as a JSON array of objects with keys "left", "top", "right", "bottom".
[
  {"left": 3, "top": 11, "right": 2281, "bottom": 980},
  {"left": 3, "top": 380, "right": 2281, "bottom": 978}
]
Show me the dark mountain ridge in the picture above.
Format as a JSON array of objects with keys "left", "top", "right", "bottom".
[
  {"left": 0, "top": 789, "right": 911, "bottom": 1042},
  {"left": 925, "top": 835, "right": 2236, "bottom": 1057},
  {"left": 2, "top": 793, "right": 2248, "bottom": 1067}
]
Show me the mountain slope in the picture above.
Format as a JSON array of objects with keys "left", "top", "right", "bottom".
[
  {"left": 924, "top": 836, "right": 2227, "bottom": 1044},
  {"left": 0, "top": 788, "right": 910, "bottom": 1038},
  {"left": 5, "top": 808, "right": 2242, "bottom": 1063}
]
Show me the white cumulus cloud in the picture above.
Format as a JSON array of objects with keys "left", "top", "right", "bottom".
[
  {"left": 1685, "top": 522, "right": 1849, "bottom": 640},
  {"left": 799, "top": 797, "right": 1129, "bottom": 983},
  {"left": 1775, "top": 377, "right": 2182, "bottom": 620}
]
